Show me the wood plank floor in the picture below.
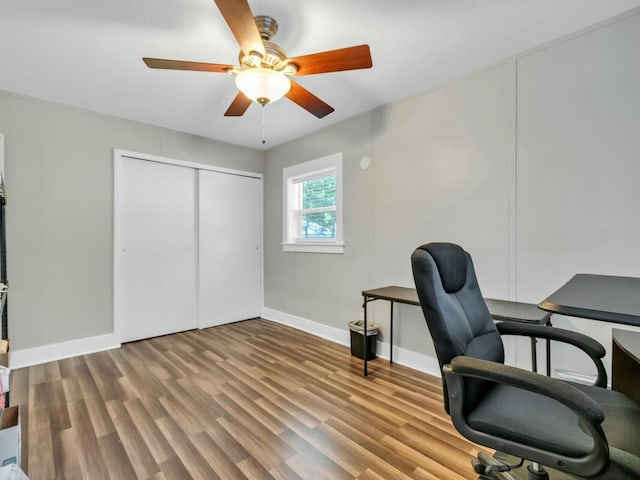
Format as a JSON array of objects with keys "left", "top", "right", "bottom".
[{"left": 10, "top": 318, "right": 488, "bottom": 480}]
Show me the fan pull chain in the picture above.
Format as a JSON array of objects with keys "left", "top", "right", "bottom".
[{"left": 261, "top": 106, "right": 266, "bottom": 145}]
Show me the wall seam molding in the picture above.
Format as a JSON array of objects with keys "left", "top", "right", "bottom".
[{"left": 513, "top": 58, "right": 519, "bottom": 302}]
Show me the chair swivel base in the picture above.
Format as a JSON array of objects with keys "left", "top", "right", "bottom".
[
  {"left": 487, "top": 452, "right": 574, "bottom": 480},
  {"left": 526, "top": 464, "right": 549, "bottom": 480}
]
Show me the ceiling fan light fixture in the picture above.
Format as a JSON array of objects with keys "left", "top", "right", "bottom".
[
  {"left": 143, "top": 4, "right": 372, "bottom": 118},
  {"left": 235, "top": 68, "right": 291, "bottom": 106}
]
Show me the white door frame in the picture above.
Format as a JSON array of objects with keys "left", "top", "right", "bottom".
[{"left": 113, "top": 148, "right": 263, "bottom": 343}]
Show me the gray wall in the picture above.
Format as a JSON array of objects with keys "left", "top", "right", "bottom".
[
  {"left": 264, "top": 11, "right": 640, "bottom": 377},
  {"left": 515, "top": 12, "right": 640, "bottom": 371},
  {"left": 0, "top": 91, "right": 263, "bottom": 350},
  {"left": 264, "top": 113, "right": 375, "bottom": 330}
]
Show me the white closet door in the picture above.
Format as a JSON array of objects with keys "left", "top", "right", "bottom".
[
  {"left": 199, "top": 170, "right": 261, "bottom": 328},
  {"left": 118, "top": 157, "right": 197, "bottom": 342}
]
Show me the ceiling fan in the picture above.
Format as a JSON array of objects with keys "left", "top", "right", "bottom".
[{"left": 143, "top": 0, "right": 372, "bottom": 119}]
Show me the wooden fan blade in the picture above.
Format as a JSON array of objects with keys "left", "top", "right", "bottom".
[
  {"left": 213, "top": 0, "right": 265, "bottom": 57},
  {"left": 143, "top": 58, "right": 232, "bottom": 73},
  {"left": 224, "top": 92, "right": 252, "bottom": 116},
  {"left": 288, "top": 44, "right": 372, "bottom": 76},
  {"left": 286, "top": 81, "right": 334, "bottom": 118}
]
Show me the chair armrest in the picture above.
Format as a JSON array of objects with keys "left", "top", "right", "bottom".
[
  {"left": 444, "top": 356, "right": 609, "bottom": 477},
  {"left": 496, "top": 321, "right": 607, "bottom": 387}
]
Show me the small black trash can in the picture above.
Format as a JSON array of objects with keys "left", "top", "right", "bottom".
[{"left": 349, "top": 320, "right": 379, "bottom": 360}]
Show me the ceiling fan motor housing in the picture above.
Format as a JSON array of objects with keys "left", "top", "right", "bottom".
[
  {"left": 237, "top": 16, "right": 297, "bottom": 75},
  {"left": 254, "top": 15, "right": 278, "bottom": 40}
]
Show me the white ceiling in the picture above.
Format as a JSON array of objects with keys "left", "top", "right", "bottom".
[{"left": 1, "top": 0, "right": 639, "bottom": 150}]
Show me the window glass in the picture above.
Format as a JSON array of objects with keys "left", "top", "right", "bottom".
[
  {"left": 303, "top": 176, "right": 336, "bottom": 209},
  {"left": 282, "top": 153, "right": 343, "bottom": 253},
  {"left": 302, "top": 211, "right": 336, "bottom": 239}
]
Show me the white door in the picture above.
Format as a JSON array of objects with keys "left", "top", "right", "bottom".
[
  {"left": 118, "top": 157, "right": 198, "bottom": 342},
  {"left": 199, "top": 170, "right": 261, "bottom": 328}
]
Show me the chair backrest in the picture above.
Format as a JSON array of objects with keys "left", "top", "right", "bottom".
[{"left": 411, "top": 242, "right": 504, "bottom": 413}]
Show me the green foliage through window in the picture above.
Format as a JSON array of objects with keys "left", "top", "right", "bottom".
[
  {"left": 301, "top": 175, "right": 336, "bottom": 238},
  {"left": 302, "top": 176, "right": 336, "bottom": 208}
]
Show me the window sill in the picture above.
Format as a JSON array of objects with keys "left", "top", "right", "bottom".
[{"left": 282, "top": 242, "right": 345, "bottom": 254}]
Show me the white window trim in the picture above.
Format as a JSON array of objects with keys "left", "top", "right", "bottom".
[{"left": 282, "top": 152, "right": 344, "bottom": 254}]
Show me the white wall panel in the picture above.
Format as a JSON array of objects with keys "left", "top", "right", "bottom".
[
  {"left": 516, "top": 14, "right": 640, "bottom": 302},
  {"left": 515, "top": 13, "right": 640, "bottom": 378}
]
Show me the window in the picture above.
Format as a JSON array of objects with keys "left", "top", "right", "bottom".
[{"left": 283, "top": 153, "right": 344, "bottom": 253}]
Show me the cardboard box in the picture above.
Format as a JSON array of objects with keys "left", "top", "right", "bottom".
[
  {"left": 0, "top": 407, "right": 19, "bottom": 467},
  {"left": 0, "top": 463, "right": 28, "bottom": 479}
]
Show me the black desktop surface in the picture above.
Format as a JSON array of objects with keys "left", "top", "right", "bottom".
[{"left": 538, "top": 274, "right": 640, "bottom": 326}]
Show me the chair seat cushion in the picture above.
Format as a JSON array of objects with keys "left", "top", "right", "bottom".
[
  {"left": 468, "top": 382, "right": 640, "bottom": 475},
  {"left": 571, "top": 382, "right": 640, "bottom": 457},
  {"left": 468, "top": 383, "right": 594, "bottom": 457}
]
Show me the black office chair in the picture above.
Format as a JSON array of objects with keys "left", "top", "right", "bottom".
[{"left": 411, "top": 242, "right": 640, "bottom": 480}]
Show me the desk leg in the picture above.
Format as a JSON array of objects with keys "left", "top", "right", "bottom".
[
  {"left": 390, "top": 301, "right": 394, "bottom": 364},
  {"left": 546, "top": 319, "right": 552, "bottom": 377},
  {"left": 531, "top": 338, "right": 538, "bottom": 373},
  {"left": 363, "top": 297, "right": 368, "bottom": 376}
]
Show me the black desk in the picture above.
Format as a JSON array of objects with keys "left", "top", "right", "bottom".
[
  {"left": 539, "top": 274, "right": 640, "bottom": 392},
  {"left": 361, "top": 287, "right": 418, "bottom": 376},
  {"left": 538, "top": 274, "right": 640, "bottom": 326},
  {"left": 361, "top": 286, "right": 551, "bottom": 376},
  {"left": 612, "top": 328, "right": 640, "bottom": 405}
]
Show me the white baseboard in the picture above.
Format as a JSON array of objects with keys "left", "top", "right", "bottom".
[
  {"left": 9, "top": 333, "right": 121, "bottom": 369},
  {"left": 9, "top": 310, "right": 442, "bottom": 378},
  {"left": 261, "top": 307, "right": 441, "bottom": 378},
  {"left": 261, "top": 307, "right": 351, "bottom": 346},
  {"left": 554, "top": 368, "right": 599, "bottom": 385}
]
